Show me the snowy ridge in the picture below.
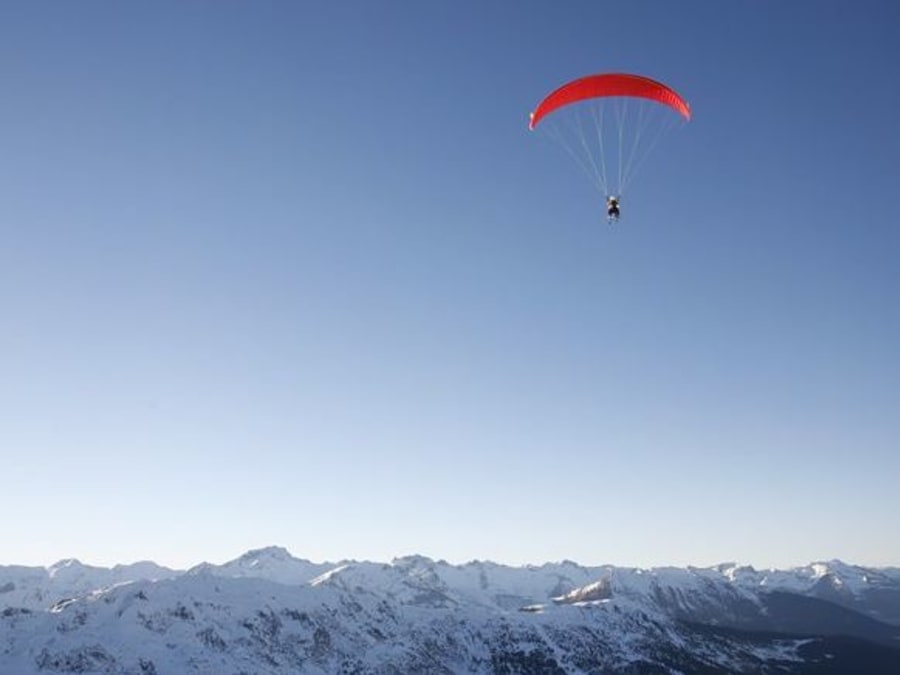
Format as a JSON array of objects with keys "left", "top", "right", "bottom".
[
  {"left": 2, "top": 549, "right": 899, "bottom": 674},
  {"left": 187, "top": 546, "right": 334, "bottom": 586},
  {"left": 0, "top": 558, "right": 178, "bottom": 612},
  {"left": 717, "top": 559, "right": 896, "bottom": 595}
]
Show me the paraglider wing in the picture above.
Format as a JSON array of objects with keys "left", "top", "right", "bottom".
[{"left": 529, "top": 73, "right": 691, "bottom": 130}]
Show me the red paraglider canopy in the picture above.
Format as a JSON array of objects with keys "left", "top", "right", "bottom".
[{"left": 529, "top": 73, "right": 691, "bottom": 130}]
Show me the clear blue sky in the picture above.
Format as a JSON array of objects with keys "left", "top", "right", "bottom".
[{"left": 1, "top": 1, "right": 898, "bottom": 570}]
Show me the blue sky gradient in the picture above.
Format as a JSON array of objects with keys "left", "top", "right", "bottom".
[{"left": 1, "top": 1, "right": 898, "bottom": 569}]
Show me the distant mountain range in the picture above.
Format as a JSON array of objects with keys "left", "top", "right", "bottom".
[{"left": 2, "top": 547, "right": 899, "bottom": 673}]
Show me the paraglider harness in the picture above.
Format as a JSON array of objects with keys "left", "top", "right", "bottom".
[{"left": 606, "top": 196, "right": 620, "bottom": 222}]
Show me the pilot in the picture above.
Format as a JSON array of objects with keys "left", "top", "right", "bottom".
[{"left": 606, "top": 196, "right": 620, "bottom": 221}]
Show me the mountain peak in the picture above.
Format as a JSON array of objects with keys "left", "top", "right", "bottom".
[
  {"left": 47, "top": 558, "right": 87, "bottom": 578},
  {"left": 391, "top": 554, "right": 439, "bottom": 568},
  {"left": 48, "top": 557, "right": 82, "bottom": 569},
  {"left": 236, "top": 546, "right": 295, "bottom": 564}
]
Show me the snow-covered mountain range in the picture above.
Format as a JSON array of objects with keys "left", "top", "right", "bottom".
[{"left": 2, "top": 547, "right": 899, "bottom": 673}]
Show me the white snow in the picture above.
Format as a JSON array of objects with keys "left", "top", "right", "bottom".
[{"left": 1, "top": 549, "right": 896, "bottom": 674}]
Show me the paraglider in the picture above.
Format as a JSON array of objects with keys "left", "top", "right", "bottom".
[
  {"left": 606, "top": 196, "right": 620, "bottom": 222},
  {"left": 529, "top": 72, "right": 691, "bottom": 223}
]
